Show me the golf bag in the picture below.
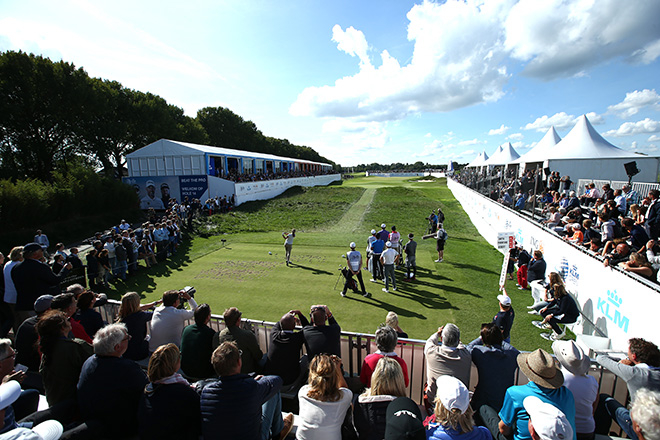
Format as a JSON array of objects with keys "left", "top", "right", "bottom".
[{"left": 341, "top": 267, "right": 360, "bottom": 293}]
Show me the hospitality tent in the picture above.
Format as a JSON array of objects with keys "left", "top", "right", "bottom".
[
  {"left": 483, "top": 143, "right": 520, "bottom": 166},
  {"left": 544, "top": 115, "right": 660, "bottom": 183},
  {"left": 513, "top": 127, "right": 561, "bottom": 173},
  {"left": 466, "top": 150, "right": 489, "bottom": 168}
]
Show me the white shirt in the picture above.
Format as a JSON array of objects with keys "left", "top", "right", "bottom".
[
  {"left": 347, "top": 250, "right": 361, "bottom": 272},
  {"left": 284, "top": 233, "right": 295, "bottom": 245},
  {"left": 3, "top": 261, "right": 19, "bottom": 304},
  {"left": 561, "top": 367, "right": 598, "bottom": 434},
  {"left": 148, "top": 298, "right": 198, "bottom": 352},
  {"left": 381, "top": 248, "right": 398, "bottom": 265},
  {"left": 296, "top": 386, "right": 352, "bottom": 440}
]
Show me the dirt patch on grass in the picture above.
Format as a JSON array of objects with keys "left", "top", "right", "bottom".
[{"left": 196, "top": 260, "right": 279, "bottom": 282}]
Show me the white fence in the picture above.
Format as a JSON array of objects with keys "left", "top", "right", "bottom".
[
  {"left": 448, "top": 178, "right": 660, "bottom": 351},
  {"left": 233, "top": 174, "right": 341, "bottom": 206},
  {"left": 576, "top": 179, "right": 660, "bottom": 197}
]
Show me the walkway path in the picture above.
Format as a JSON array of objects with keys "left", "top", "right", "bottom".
[{"left": 325, "top": 187, "right": 376, "bottom": 236}]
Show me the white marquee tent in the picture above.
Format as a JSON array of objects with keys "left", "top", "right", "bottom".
[
  {"left": 466, "top": 150, "right": 489, "bottom": 167},
  {"left": 513, "top": 127, "right": 561, "bottom": 171},
  {"left": 483, "top": 143, "right": 520, "bottom": 166}
]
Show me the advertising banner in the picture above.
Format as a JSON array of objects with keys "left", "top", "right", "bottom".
[
  {"left": 234, "top": 174, "right": 340, "bottom": 205},
  {"left": 448, "top": 178, "right": 660, "bottom": 350}
]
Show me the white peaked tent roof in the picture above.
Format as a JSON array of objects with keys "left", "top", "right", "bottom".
[
  {"left": 545, "top": 115, "right": 640, "bottom": 160},
  {"left": 484, "top": 143, "right": 520, "bottom": 166},
  {"left": 467, "top": 150, "right": 489, "bottom": 167},
  {"left": 513, "top": 127, "right": 561, "bottom": 164}
]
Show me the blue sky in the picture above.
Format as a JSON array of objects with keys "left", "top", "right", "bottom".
[{"left": 1, "top": 0, "right": 659, "bottom": 166}]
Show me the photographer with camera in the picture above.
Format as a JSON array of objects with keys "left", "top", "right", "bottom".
[{"left": 148, "top": 287, "right": 198, "bottom": 353}]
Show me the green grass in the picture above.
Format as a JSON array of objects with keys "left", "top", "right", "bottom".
[{"left": 104, "top": 176, "right": 554, "bottom": 351}]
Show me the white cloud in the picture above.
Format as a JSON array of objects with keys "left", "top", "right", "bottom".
[
  {"left": 649, "top": 135, "right": 660, "bottom": 142},
  {"left": 292, "top": 0, "right": 660, "bottom": 122},
  {"left": 507, "top": 132, "right": 523, "bottom": 140},
  {"left": 504, "top": 0, "right": 660, "bottom": 79},
  {"left": 523, "top": 111, "right": 603, "bottom": 131},
  {"left": 458, "top": 138, "right": 483, "bottom": 146},
  {"left": 488, "top": 124, "right": 510, "bottom": 136},
  {"left": 603, "top": 118, "right": 660, "bottom": 137},
  {"left": 608, "top": 89, "right": 660, "bottom": 118}
]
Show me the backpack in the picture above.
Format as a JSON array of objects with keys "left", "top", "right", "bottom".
[{"left": 439, "top": 229, "right": 448, "bottom": 241}]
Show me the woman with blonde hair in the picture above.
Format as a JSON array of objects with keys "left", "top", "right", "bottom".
[
  {"left": 354, "top": 357, "right": 406, "bottom": 440},
  {"left": 385, "top": 311, "right": 408, "bottom": 339},
  {"left": 138, "top": 344, "right": 200, "bottom": 440},
  {"left": 620, "top": 252, "right": 654, "bottom": 280},
  {"left": 426, "top": 375, "right": 490, "bottom": 439},
  {"left": 118, "top": 292, "right": 160, "bottom": 361},
  {"left": 297, "top": 354, "right": 352, "bottom": 439},
  {"left": 528, "top": 272, "right": 563, "bottom": 315}
]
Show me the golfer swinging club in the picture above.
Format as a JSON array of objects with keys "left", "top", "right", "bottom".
[{"left": 283, "top": 228, "right": 295, "bottom": 266}]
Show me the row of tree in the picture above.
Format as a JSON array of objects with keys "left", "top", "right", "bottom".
[
  {"left": 344, "top": 162, "right": 455, "bottom": 173},
  {"left": 0, "top": 51, "right": 336, "bottom": 182}
]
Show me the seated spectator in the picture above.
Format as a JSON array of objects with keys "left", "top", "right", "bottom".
[
  {"left": 386, "top": 311, "right": 408, "bottom": 339},
  {"left": 200, "top": 341, "right": 293, "bottom": 440},
  {"left": 73, "top": 291, "right": 104, "bottom": 338},
  {"left": 552, "top": 340, "right": 597, "bottom": 440},
  {"left": 425, "top": 375, "right": 491, "bottom": 440},
  {"left": 424, "top": 324, "right": 471, "bottom": 410},
  {"left": 51, "top": 293, "right": 92, "bottom": 344},
  {"left": 564, "top": 223, "right": 584, "bottom": 244},
  {"left": 360, "top": 324, "right": 409, "bottom": 387},
  {"left": 36, "top": 310, "right": 93, "bottom": 406},
  {"left": 180, "top": 304, "right": 216, "bottom": 380},
  {"left": 354, "top": 357, "right": 407, "bottom": 440},
  {"left": 493, "top": 292, "right": 514, "bottom": 343},
  {"left": 603, "top": 242, "right": 631, "bottom": 267},
  {"left": 75, "top": 323, "right": 148, "bottom": 439},
  {"left": 527, "top": 250, "right": 546, "bottom": 285},
  {"left": 622, "top": 217, "right": 649, "bottom": 251},
  {"left": 599, "top": 212, "right": 616, "bottom": 247},
  {"left": 149, "top": 289, "right": 198, "bottom": 352},
  {"left": 542, "top": 206, "right": 561, "bottom": 228},
  {"left": 534, "top": 284, "right": 579, "bottom": 341},
  {"left": 528, "top": 280, "right": 562, "bottom": 316},
  {"left": 0, "top": 340, "right": 39, "bottom": 429},
  {"left": 630, "top": 203, "right": 645, "bottom": 225},
  {"left": 523, "top": 396, "right": 574, "bottom": 440},
  {"left": 303, "top": 305, "right": 341, "bottom": 359},
  {"left": 14, "top": 295, "right": 52, "bottom": 392},
  {"left": 481, "top": 349, "right": 576, "bottom": 440},
  {"left": 384, "top": 397, "right": 426, "bottom": 440},
  {"left": 567, "top": 191, "right": 580, "bottom": 210},
  {"left": 467, "top": 323, "right": 519, "bottom": 413},
  {"left": 595, "top": 338, "right": 660, "bottom": 439},
  {"left": 619, "top": 252, "right": 655, "bottom": 280},
  {"left": 297, "top": 353, "right": 352, "bottom": 439},
  {"left": 645, "top": 239, "right": 660, "bottom": 283},
  {"left": 138, "top": 344, "right": 201, "bottom": 440},
  {"left": 118, "top": 292, "right": 160, "bottom": 361},
  {"left": 51, "top": 254, "right": 65, "bottom": 275},
  {"left": 263, "top": 309, "right": 309, "bottom": 386},
  {"left": 630, "top": 389, "right": 660, "bottom": 440},
  {"left": 213, "top": 307, "right": 264, "bottom": 374},
  {"left": 581, "top": 219, "right": 600, "bottom": 246}
]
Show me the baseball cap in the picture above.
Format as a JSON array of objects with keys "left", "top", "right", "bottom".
[
  {"left": 408, "top": 233, "right": 414, "bottom": 238},
  {"left": 386, "top": 241, "right": 392, "bottom": 247},
  {"left": 381, "top": 223, "right": 386, "bottom": 228},
  {"left": 523, "top": 396, "right": 573, "bottom": 440},
  {"left": 146, "top": 180, "right": 155, "bottom": 188},
  {"left": 23, "top": 243, "right": 42, "bottom": 253},
  {"left": 349, "top": 242, "right": 356, "bottom": 249},
  {"left": 371, "top": 229, "right": 377, "bottom": 235},
  {"left": 497, "top": 294, "right": 512, "bottom": 306},
  {"left": 385, "top": 397, "right": 425, "bottom": 440},
  {"left": 436, "top": 375, "right": 470, "bottom": 413},
  {"left": 34, "top": 295, "right": 54, "bottom": 313}
]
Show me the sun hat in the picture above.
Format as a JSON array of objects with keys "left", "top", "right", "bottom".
[
  {"left": 516, "top": 349, "right": 564, "bottom": 389},
  {"left": 435, "top": 375, "right": 470, "bottom": 414},
  {"left": 497, "top": 294, "right": 512, "bottom": 306},
  {"left": 350, "top": 242, "right": 356, "bottom": 249},
  {"left": 552, "top": 340, "right": 591, "bottom": 376},
  {"left": 523, "top": 396, "right": 573, "bottom": 440},
  {"left": 385, "top": 397, "right": 425, "bottom": 440},
  {"left": 0, "top": 381, "right": 21, "bottom": 410}
]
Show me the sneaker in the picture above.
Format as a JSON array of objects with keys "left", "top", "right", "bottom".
[
  {"left": 526, "top": 305, "right": 535, "bottom": 309},
  {"left": 382, "top": 288, "right": 389, "bottom": 293},
  {"left": 532, "top": 321, "right": 550, "bottom": 329},
  {"left": 370, "top": 278, "right": 377, "bottom": 282},
  {"left": 518, "top": 286, "right": 526, "bottom": 290},
  {"left": 540, "top": 332, "right": 553, "bottom": 340},
  {"left": 551, "top": 329, "right": 566, "bottom": 341},
  {"left": 528, "top": 310, "right": 540, "bottom": 315},
  {"left": 362, "top": 292, "right": 372, "bottom": 298},
  {"left": 340, "top": 291, "right": 346, "bottom": 297},
  {"left": 392, "top": 287, "right": 397, "bottom": 291},
  {"left": 435, "top": 259, "right": 441, "bottom": 263},
  {"left": 278, "top": 413, "right": 294, "bottom": 440},
  {"left": 438, "top": 258, "right": 443, "bottom": 262}
]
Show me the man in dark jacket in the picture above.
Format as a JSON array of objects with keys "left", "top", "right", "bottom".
[
  {"left": 213, "top": 307, "right": 263, "bottom": 374},
  {"left": 263, "top": 310, "right": 309, "bottom": 386},
  {"left": 201, "top": 341, "right": 293, "bottom": 440},
  {"left": 181, "top": 304, "right": 216, "bottom": 380},
  {"left": 302, "top": 305, "right": 341, "bottom": 359},
  {"left": 11, "top": 243, "right": 71, "bottom": 325},
  {"left": 527, "top": 250, "right": 547, "bottom": 284}
]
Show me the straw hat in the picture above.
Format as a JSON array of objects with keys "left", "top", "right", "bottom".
[
  {"left": 517, "top": 349, "right": 564, "bottom": 389},
  {"left": 552, "top": 340, "right": 591, "bottom": 376}
]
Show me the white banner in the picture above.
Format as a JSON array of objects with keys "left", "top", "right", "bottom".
[
  {"left": 233, "top": 174, "right": 341, "bottom": 205},
  {"left": 448, "top": 178, "right": 660, "bottom": 351}
]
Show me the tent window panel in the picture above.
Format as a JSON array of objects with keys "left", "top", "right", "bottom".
[
  {"left": 164, "top": 156, "right": 175, "bottom": 175},
  {"left": 147, "top": 158, "right": 158, "bottom": 175},
  {"left": 173, "top": 156, "right": 183, "bottom": 175},
  {"left": 190, "top": 155, "right": 201, "bottom": 174},
  {"left": 255, "top": 159, "right": 264, "bottom": 172},
  {"left": 139, "top": 158, "right": 149, "bottom": 176},
  {"left": 243, "top": 159, "right": 253, "bottom": 173}
]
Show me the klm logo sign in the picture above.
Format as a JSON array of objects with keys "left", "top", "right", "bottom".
[
  {"left": 597, "top": 290, "right": 629, "bottom": 333},
  {"left": 559, "top": 258, "right": 569, "bottom": 280}
]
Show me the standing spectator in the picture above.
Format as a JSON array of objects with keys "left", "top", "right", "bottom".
[
  {"left": 36, "top": 310, "right": 93, "bottom": 406},
  {"left": 370, "top": 232, "right": 385, "bottom": 282},
  {"left": 201, "top": 341, "right": 292, "bottom": 440},
  {"left": 114, "top": 238, "right": 128, "bottom": 281},
  {"left": 552, "top": 340, "right": 598, "bottom": 440},
  {"left": 493, "top": 292, "right": 515, "bottom": 343},
  {"left": 389, "top": 226, "right": 402, "bottom": 265},
  {"left": 264, "top": 310, "right": 309, "bottom": 386},
  {"left": 75, "top": 324, "right": 148, "bottom": 439},
  {"left": 424, "top": 324, "right": 472, "bottom": 410},
  {"left": 403, "top": 233, "right": 417, "bottom": 280},
  {"left": 354, "top": 357, "right": 407, "bottom": 440},
  {"left": 645, "top": 189, "right": 660, "bottom": 240},
  {"left": 103, "top": 237, "right": 117, "bottom": 277},
  {"left": 180, "top": 304, "right": 216, "bottom": 380},
  {"left": 595, "top": 338, "right": 660, "bottom": 439},
  {"left": 214, "top": 307, "right": 263, "bottom": 374},
  {"left": 85, "top": 249, "right": 99, "bottom": 289},
  {"left": 282, "top": 228, "right": 295, "bottom": 266},
  {"left": 516, "top": 247, "right": 531, "bottom": 290},
  {"left": 118, "top": 292, "right": 160, "bottom": 362},
  {"left": 96, "top": 249, "right": 112, "bottom": 288},
  {"left": 342, "top": 242, "right": 370, "bottom": 298},
  {"left": 303, "top": 305, "right": 341, "bottom": 359},
  {"left": 11, "top": 243, "right": 71, "bottom": 325},
  {"left": 149, "top": 289, "right": 198, "bottom": 352},
  {"left": 467, "top": 323, "right": 519, "bottom": 413},
  {"left": 425, "top": 375, "right": 491, "bottom": 440},
  {"left": 360, "top": 324, "right": 409, "bottom": 387},
  {"left": 15, "top": 295, "right": 53, "bottom": 391},
  {"left": 380, "top": 241, "right": 399, "bottom": 293},
  {"left": 138, "top": 239, "right": 157, "bottom": 268},
  {"left": 3, "top": 247, "right": 23, "bottom": 333},
  {"left": 138, "top": 344, "right": 201, "bottom": 440},
  {"left": 66, "top": 247, "right": 83, "bottom": 269},
  {"left": 296, "top": 354, "right": 352, "bottom": 440},
  {"left": 33, "top": 230, "right": 49, "bottom": 255}
]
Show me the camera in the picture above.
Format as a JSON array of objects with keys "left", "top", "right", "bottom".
[{"left": 182, "top": 286, "right": 196, "bottom": 297}]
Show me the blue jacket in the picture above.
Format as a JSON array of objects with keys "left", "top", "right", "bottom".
[{"left": 200, "top": 374, "right": 282, "bottom": 440}]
